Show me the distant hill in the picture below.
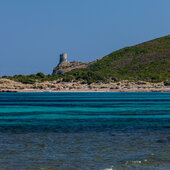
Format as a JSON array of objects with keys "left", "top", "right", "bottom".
[
  {"left": 2, "top": 35, "right": 170, "bottom": 84},
  {"left": 63, "top": 35, "right": 170, "bottom": 83}
]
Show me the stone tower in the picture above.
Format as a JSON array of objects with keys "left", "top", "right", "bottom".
[
  {"left": 59, "top": 53, "right": 67, "bottom": 65},
  {"left": 52, "top": 53, "right": 68, "bottom": 75}
]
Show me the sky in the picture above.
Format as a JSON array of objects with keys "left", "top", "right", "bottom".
[{"left": 0, "top": 0, "right": 170, "bottom": 76}]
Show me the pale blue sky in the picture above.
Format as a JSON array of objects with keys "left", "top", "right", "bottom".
[{"left": 0, "top": 0, "right": 170, "bottom": 76}]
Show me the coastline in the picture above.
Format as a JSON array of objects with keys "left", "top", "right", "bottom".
[
  {"left": 1, "top": 87, "right": 170, "bottom": 93},
  {"left": 0, "top": 78, "right": 170, "bottom": 93}
]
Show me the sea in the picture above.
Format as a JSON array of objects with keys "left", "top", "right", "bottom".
[{"left": 0, "top": 92, "right": 169, "bottom": 170}]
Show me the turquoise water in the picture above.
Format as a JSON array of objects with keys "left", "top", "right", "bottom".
[{"left": 0, "top": 92, "right": 170, "bottom": 169}]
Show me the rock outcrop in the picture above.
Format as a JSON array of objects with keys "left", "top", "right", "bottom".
[{"left": 52, "top": 53, "right": 94, "bottom": 75}]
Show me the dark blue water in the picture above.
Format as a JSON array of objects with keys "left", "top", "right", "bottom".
[{"left": 0, "top": 92, "right": 170, "bottom": 169}]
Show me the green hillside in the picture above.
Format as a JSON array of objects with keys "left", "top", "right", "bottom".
[
  {"left": 63, "top": 35, "right": 170, "bottom": 83},
  {"left": 2, "top": 35, "right": 170, "bottom": 84}
]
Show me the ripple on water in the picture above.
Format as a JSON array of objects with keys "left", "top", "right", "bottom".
[{"left": 0, "top": 92, "right": 170, "bottom": 169}]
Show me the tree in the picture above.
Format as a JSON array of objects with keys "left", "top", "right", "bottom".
[{"left": 36, "top": 72, "right": 45, "bottom": 78}]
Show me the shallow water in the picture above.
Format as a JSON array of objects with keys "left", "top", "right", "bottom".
[{"left": 0, "top": 92, "right": 169, "bottom": 169}]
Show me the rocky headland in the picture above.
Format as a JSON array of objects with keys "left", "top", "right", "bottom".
[
  {"left": 1, "top": 35, "right": 169, "bottom": 92},
  {"left": 52, "top": 53, "right": 96, "bottom": 75}
]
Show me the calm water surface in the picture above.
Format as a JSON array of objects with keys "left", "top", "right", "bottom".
[{"left": 0, "top": 92, "right": 169, "bottom": 170}]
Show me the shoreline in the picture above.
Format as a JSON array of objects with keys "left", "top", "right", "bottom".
[
  {"left": 0, "top": 78, "right": 170, "bottom": 93},
  {"left": 1, "top": 88, "right": 170, "bottom": 93}
]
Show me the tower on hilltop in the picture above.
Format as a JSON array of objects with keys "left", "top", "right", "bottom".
[
  {"left": 59, "top": 53, "right": 68, "bottom": 65},
  {"left": 52, "top": 52, "right": 88, "bottom": 75}
]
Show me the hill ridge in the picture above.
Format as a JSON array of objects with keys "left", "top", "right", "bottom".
[
  {"left": 1, "top": 35, "right": 170, "bottom": 84},
  {"left": 62, "top": 35, "right": 170, "bottom": 83}
]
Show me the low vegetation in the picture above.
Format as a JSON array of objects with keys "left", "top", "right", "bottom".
[{"left": 2, "top": 73, "right": 61, "bottom": 84}]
